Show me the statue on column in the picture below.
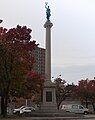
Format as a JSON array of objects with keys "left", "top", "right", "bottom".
[{"left": 45, "top": 2, "right": 51, "bottom": 21}]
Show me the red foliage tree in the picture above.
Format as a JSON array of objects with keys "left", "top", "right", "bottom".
[
  {"left": 76, "top": 79, "right": 90, "bottom": 108},
  {"left": 54, "top": 77, "right": 66, "bottom": 109},
  {"left": 76, "top": 79, "right": 95, "bottom": 112},
  {"left": 64, "top": 83, "right": 77, "bottom": 99},
  {"left": 86, "top": 80, "right": 95, "bottom": 112},
  {"left": 0, "top": 25, "right": 44, "bottom": 116},
  {"left": 23, "top": 71, "right": 44, "bottom": 98}
]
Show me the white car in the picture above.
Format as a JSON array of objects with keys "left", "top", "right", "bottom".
[
  {"left": 13, "top": 106, "right": 25, "bottom": 114},
  {"left": 20, "top": 107, "right": 35, "bottom": 114}
]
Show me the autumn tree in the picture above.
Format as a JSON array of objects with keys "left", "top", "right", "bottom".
[
  {"left": 76, "top": 79, "right": 90, "bottom": 108},
  {"left": 10, "top": 71, "right": 44, "bottom": 100},
  {"left": 64, "top": 83, "right": 77, "bottom": 99},
  {"left": 75, "top": 79, "right": 95, "bottom": 112},
  {"left": 23, "top": 71, "right": 44, "bottom": 101},
  {"left": 54, "top": 77, "right": 66, "bottom": 109},
  {"left": 86, "top": 80, "right": 95, "bottom": 112},
  {"left": 0, "top": 25, "right": 44, "bottom": 116}
]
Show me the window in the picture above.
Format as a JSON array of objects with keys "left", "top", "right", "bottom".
[
  {"left": 79, "top": 105, "right": 83, "bottom": 109},
  {"left": 72, "top": 105, "right": 78, "bottom": 109}
]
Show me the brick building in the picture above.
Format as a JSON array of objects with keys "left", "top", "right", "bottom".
[{"left": 33, "top": 47, "right": 45, "bottom": 77}]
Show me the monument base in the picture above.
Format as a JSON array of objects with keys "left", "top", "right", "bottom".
[
  {"left": 40, "top": 80, "right": 58, "bottom": 112},
  {"left": 40, "top": 104, "right": 57, "bottom": 113}
]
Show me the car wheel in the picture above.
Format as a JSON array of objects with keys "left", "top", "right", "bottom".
[
  {"left": 84, "top": 111, "right": 88, "bottom": 115},
  {"left": 16, "top": 111, "right": 20, "bottom": 115}
]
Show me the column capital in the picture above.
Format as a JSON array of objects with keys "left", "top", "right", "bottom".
[{"left": 44, "top": 20, "right": 53, "bottom": 28}]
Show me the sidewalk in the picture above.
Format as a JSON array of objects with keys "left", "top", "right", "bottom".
[{"left": 25, "top": 115, "right": 95, "bottom": 120}]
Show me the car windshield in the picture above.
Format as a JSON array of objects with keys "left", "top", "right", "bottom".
[
  {"left": 18, "top": 106, "right": 25, "bottom": 109},
  {"left": 79, "top": 105, "right": 84, "bottom": 109}
]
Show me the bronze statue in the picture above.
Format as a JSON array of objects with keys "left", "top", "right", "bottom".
[{"left": 45, "top": 2, "right": 51, "bottom": 21}]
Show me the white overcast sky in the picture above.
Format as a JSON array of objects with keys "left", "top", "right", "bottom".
[{"left": 0, "top": 0, "right": 95, "bottom": 84}]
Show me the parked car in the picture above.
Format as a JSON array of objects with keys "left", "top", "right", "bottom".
[
  {"left": 13, "top": 106, "right": 25, "bottom": 114},
  {"left": 61, "top": 104, "right": 89, "bottom": 114},
  {"left": 13, "top": 106, "right": 35, "bottom": 114},
  {"left": 20, "top": 107, "right": 35, "bottom": 114}
]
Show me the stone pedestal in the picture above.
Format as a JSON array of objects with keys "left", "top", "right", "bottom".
[
  {"left": 40, "top": 20, "right": 57, "bottom": 112},
  {"left": 40, "top": 81, "right": 57, "bottom": 112}
]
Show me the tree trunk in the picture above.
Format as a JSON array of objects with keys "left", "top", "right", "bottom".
[
  {"left": 85, "top": 97, "right": 88, "bottom": 108},
  {"left": 1, "top": 95, "right": 4, "bottom": 115},
  {"left": 1, "top": 90, "right": 9, "bottom": 117},
  {"left": 3, "top": 92, "right": 9, "bottom": 117},
  {"left": 91, "top": 102, "right": 95, "bottom": 113}
]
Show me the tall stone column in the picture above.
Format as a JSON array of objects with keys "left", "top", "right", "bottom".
[
  {"left": 40, "top": 20, "right": 57, "bottom": 112},
  {"left": 44, "top": 20, "right": 53, "bottom": 82},
  {"left": 40, "top": 3, "right": 57, "bottom": 113}
]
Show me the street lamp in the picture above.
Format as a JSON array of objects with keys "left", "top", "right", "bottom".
[{"left": 0, "top": 19, "right": 3, "bottom": 23}]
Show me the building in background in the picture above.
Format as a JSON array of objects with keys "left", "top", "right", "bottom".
[{"left": 33, "top": 47, "right": 45, "bottom": 77}]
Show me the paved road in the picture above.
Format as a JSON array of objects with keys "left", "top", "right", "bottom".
[
  {"left": 73, "top": 119, "right": 95, "bottom": 120},
  {"left": 2, "top": 118, "right": 95, "bottom": 120},
  {"left": 29, "top": 117, "right": 95, "bottom": 120},
  {"left": 28, "top": 115, "right": 95, "bottom": 120},
  {"left": 2, "top": 114, "right": 95, "bottom": 120}
]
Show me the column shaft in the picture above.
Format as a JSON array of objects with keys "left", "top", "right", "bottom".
[
  {"left": 45, "top": 27, "right": 51, "bottom": 81},
  {"left": 44, "top": 21, "right": 53, "bottom": 82}
]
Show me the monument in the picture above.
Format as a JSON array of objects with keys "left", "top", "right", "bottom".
[
  {"left": 30, "top": 3, "right": 83, "bottom": 118},
  {"left": 40, "top": 2, "right": 57, "bottom": 112}
]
